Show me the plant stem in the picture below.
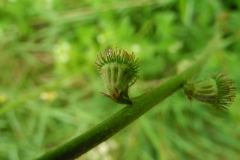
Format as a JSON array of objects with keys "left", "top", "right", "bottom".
[{"left": 36, "top": 34, "right": 220, "bottom": 160}]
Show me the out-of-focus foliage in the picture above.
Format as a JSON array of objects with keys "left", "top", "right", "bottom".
[{"left": 0, "top": 0, "right": 239, "bottom": 160}]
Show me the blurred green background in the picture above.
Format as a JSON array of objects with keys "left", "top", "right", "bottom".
[{"left": 0, "top": 0, "right": 240, "bottom": 160}]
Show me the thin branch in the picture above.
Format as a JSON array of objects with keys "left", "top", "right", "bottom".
[{"left": 36, "top": 34, "right": 220, "bottom": 160}]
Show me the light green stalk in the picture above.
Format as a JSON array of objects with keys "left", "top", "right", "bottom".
[{"left": 36, "top": 34, "right": 220, "bottom": 160}]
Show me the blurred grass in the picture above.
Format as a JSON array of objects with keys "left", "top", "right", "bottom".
[{"left": 0, "top": 0, "right": 240, "bottom": 160}]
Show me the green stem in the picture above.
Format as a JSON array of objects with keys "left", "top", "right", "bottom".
[{"left": 36, "top": 34, "right": 220, "bottom": 160}]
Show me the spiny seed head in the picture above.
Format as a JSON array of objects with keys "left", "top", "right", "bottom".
[
  {"left": 184, "top": 72, "right": 236, "bottom": 110},
  {"left": 95, "top": 47, "right": 140, "bottom": 105}
]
